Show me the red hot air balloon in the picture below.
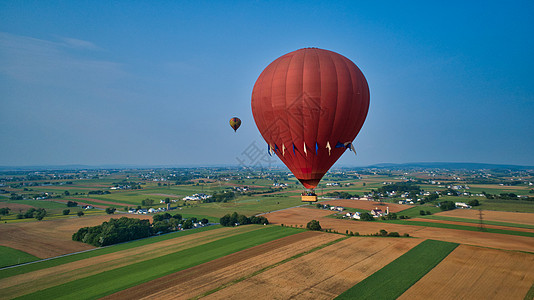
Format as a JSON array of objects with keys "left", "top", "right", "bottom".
[
  {"left": 251, "top": 48, "right": 369, "bottom": 199},
  {"left": 229, "top": 117, "right": 241, "bottom": 132}
]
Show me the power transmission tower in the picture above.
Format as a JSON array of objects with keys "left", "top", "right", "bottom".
[{"left": 478, "top": 209, "right": 486, "bottom": 231}]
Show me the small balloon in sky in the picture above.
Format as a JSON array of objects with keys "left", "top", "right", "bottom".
[{"left": 229, "top": 117, "right": 241, "bottom": 132}]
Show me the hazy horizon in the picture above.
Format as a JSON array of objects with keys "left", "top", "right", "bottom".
[{"left": 1, "top": 1, "right": 533, "bottom": 167}]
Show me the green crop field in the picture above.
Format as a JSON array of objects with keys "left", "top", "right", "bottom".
[
  {"left": 0, "top": 246, "right": 40, "bottom": 268},
  {"left": 16, "top": 226, "right": 303, "bottom": 300},
  {"left": 336, "top": 239, "right": 458, "bottom": 300},
  {"left": 396, "top": 205, "right": 442, "bottom": 217}
]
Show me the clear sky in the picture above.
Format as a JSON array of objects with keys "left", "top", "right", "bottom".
[{"left": 1, "top": 1, "right": 533, "bottom": 167}]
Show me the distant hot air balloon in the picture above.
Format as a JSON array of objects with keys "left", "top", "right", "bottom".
[
  {"left": 229, "top": 117, "right": 241, "bottom": 132},
  {"left": 251, "top": 48, "right": 369, "bottom": 200}
]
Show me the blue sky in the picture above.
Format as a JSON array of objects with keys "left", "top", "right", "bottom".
[{"left": 1, "top": 1, "right": 533, "bottom": 167}]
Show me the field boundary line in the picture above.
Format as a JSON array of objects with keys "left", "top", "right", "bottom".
[{"left": 192, "top": 235, "right": 349, "bottom": 300}]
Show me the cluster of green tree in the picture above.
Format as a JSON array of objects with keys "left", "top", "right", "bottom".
[
  {"left": 72, "top": 217, "right": 153, "bottom": 247},
  {"left": 10, "top": 193, "right": 24, "bottom": 200},
  {"left": 152, "top": 213, "right": 209, "bottom": 233},
  {"left": 323, "top": 191, "right": 359, "bottom": 199},
  {"left": 439, "top": 200, "right": 456, "bottom": 211},
  {"left": 419, "top": 210, "right": 432, "bottom": 216},
  {"left": 306, "top": 219, "right": 321, "bottom": 231},
  {"left": 219, "top": 212, "right": 269, "bottom": 227},
  {"left": 442, "top": 188, "right": 460, "bottom": 196},
  {"left": 16, "top": 208, "right": 47, "bottom": 220},
  {"left": 377, "top": 181, "right": 421, "bottom": 194},
  {"left": 206, "top": 191, "right": 235, "bottom": 203},
  {"left": 87, "top": 190, "right": 111, "bottom": 195},
  {"left": 468, "top": 199, "right": 480, "bottom": 206},
  {"left": 141, "top": 198, "right": 154, "bottom": 206},
  {"left": 379, "top": 213, "right": 398, "bottom": 220},
  {"left": 373, "top": 229, "right": 403, "bottom": 237},
  {"left": 483, "top": 192, "right": 532, "bottom": 201},
  {"left": 105, "top": 207, "right": 116, "bottom": 214},
  {"left": 0, "top": 207, "right": 10, "bottom": 215},
  {"left": 419, "top": 193, "right": 439, "bottom": 204},
  {"left": 359, "top": 212, "right": 375, "bottom": 221},
  {"left": 67, "top": 201, "right": 78, "bottom": 207}
]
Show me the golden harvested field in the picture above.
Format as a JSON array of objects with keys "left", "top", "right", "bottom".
[
  {"left": 436, "top": 209, "right": 534, "bottom": 226},
  {"left": 0, "top": 226, "right": 261, "bottom": 299},
  {"left": 322, "top": 199, "right": 407, "bottom": 213},
  {"left": 398, "top": 245, "right": 534, "bottom": 300},
  {"left": 0, "top": 213, "right": 152, "bottom": 258},
  {"left": 204, "top": 237, "right": 421, "bottom": 300},
  {"left": 265, "top": 207, "right": 534, "bottom": 252},
  {"left": 103, "top": 231, "right": 341, "bottom": 299}
]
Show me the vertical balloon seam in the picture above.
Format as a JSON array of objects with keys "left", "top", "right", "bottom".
[
  {"left": 338, "top": 56, "right": 359, "bottom": 147},
  {"left": 320, "top": 50, "right": 340, "bottom": 179},
  {"left": 327, "top": 51, "right": 346, "bottom": 178},
  {"left": 282, "top": 51, "right": 302, "bottom": 179},
  {"left": 264, "top": 56, "right": 282, "bottom": 167},
  {"left": 288, "top": 50, "right": 306, "bottom": 181},
  {"left": 308, "top": 49, "right": 320, "bottom": 182}
]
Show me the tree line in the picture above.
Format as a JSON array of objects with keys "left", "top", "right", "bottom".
[
  {"left": 219, "top": 212, "right": 269, "bottom": 227},
  {"left": 72, "top": 214, "right": 210, "bottom": 247}
]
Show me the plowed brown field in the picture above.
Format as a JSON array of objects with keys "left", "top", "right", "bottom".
[
  {"left": 0, "top": 214, "right": 152, "bottom": 258},
  {"left": 0, "top": 226, "right": 260, "bottom": 299},
  {"left": 436, "top": 209, "right": 534, "bottom": 226},
  {"left": 265, "top": 207, "right": 534, "bottom": 252},
  {"left": 0, "top": 203, "right": 36, "bottom": 211},
  {"left": 103, "top": 231, "right": 341, "bottom": 299},
  {"left": 204, "top": 237, "right": 421, "bottom": 300},
  {"left": 321, "top": 199, "right": 407, "bottom": 213},
  {"left": 398, "top": 245, "right": 534, "bottom": 300}
]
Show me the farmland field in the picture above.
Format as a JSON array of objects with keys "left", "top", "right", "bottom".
[
  {"left": 2, "top": 167, "right": 534, "bottom": 299},
  {"left": 0, "top": 214, "right": 154, "bottom": 258},
  {"left": 0, "top": 246, "right": 39, "bottom": 268},
  {"left": 264, "top": 207, "right": 534, "bottom": 252},
  {"left": 103, "top": 231, "right": 342, "bottom": 299},
  {"left": 9, "top": 226, "right": 303, "bottom": 299},
  {"left": 337, "top": 240, "right": 458, "bottom": 300},
  {"left": 203, "top": 237, "right": 422, "bottom": 299},
  {"left": 398, "top": 245, "right": 534, "bottom": 300}
]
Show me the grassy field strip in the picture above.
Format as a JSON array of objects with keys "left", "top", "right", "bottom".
[
  {"left": 194, "top": 236, "right": 349, "bottom": 299},
  {"left": 385, "top": 220, "right": 534, "bottom": 237},
  {"left": 525, "top": 283, "right": 534, "bottom": 300},
  {"left": 1, "top": 226, "right": 264, "bottom": 298},
  {"left": 14, "top": 226, "right": 303, "bottom": 300},
  {"left": 422, "top": 215, "right": 534, "bottom": 229},
  {"left": 0, "top": 225, "right": 222, "bottom": 279},
  {"left": 336, "top": 239, "right": 459, "bottom": 300},
  {"left": 0, "top": 246, "right": 40, "bottom": 268}
]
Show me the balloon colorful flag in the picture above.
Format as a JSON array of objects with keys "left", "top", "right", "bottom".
[
  {"left": 229, "top": 117, "right": 241, "bottom": 132},
  {"left": 251, "top": 48, "right": 369, "bottom": 190}
]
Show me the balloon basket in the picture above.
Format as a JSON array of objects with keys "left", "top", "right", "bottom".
[{"left": 301, "top": 195, "right": 317, "bottom": 202}]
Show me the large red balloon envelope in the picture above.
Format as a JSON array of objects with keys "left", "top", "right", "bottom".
[{"left": 251, "top": 48, "right": 370, "bottom": 189}]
